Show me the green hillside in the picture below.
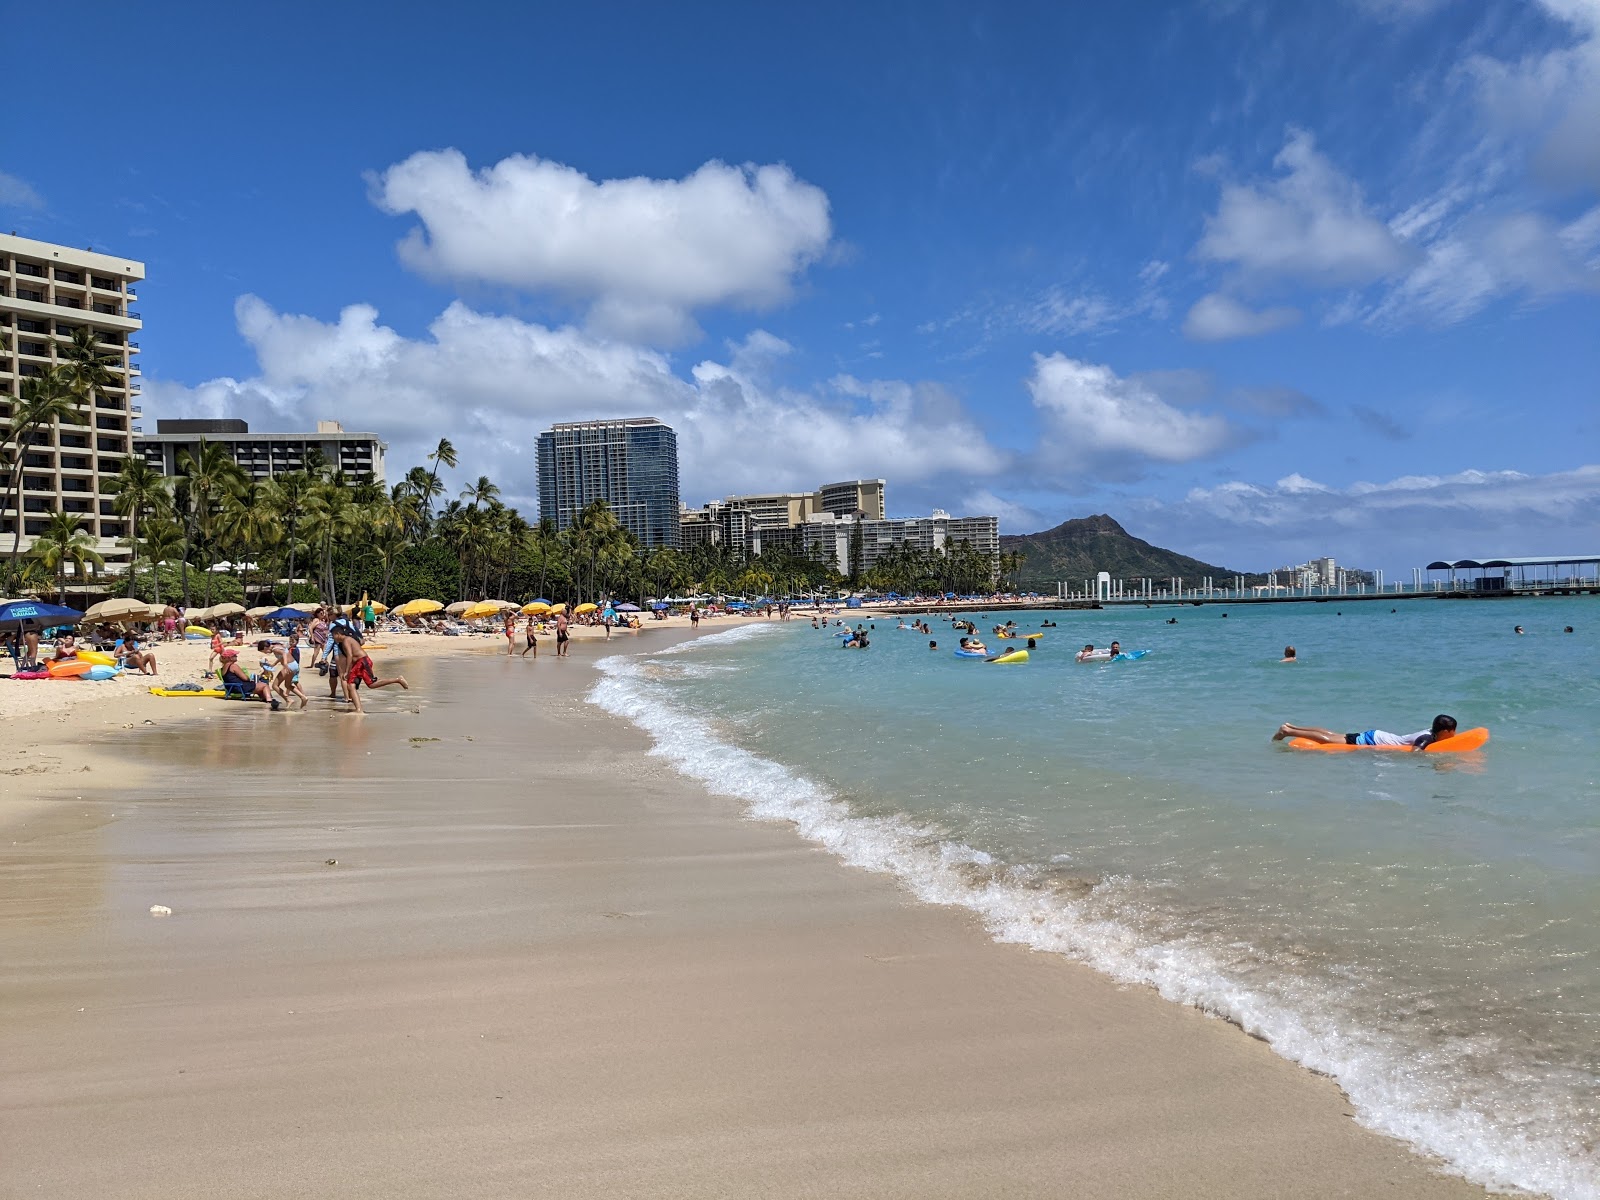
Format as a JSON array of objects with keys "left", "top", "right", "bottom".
[{"left": 1000, "top": 514, "right": 1248, "bottom": 590}]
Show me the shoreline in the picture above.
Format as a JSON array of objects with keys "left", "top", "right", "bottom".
[{"left": 0, "top": 630, "right": 1495, "bottom": 1198}]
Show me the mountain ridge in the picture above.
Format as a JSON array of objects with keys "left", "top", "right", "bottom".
[{"left": 999, "top": 514, "right": 1249, "bottom": 590}]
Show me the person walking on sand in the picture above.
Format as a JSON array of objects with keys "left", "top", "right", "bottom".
[
  {"left": 1272, "top": 714, "right": 1458, "bottom": 750},
  {"left": 309, "top": 608, "right": 330, "bottom": 668},
  {"left": 555, "top": 607, "right": 570, "bottom": 657},
  {"left": 343, "top": 647, "right": 409, "bottom": 714},
  {"left": 522, "top": 613, "right": 538, "bottom": 657},
  {"left": 504, "top": 611, "right": 517, "bottom": 656},
  {"left": 690, "top": 606, "right": 700, "bottom": 631}
]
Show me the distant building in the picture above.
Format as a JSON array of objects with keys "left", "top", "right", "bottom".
[
  {"left": 137, "top": 419, "right": 386, "bottom": 483},
  {"left": 1, "top": 232, "right": 144, "bottom": 564},
  {"left": 753, "top": 511, "right": 1000, "bottom": 577},
  {"left": 536, "top": 417, "right": 680, "bottom": 549}
]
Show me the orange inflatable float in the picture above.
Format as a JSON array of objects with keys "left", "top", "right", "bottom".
[{"left": 1288, "top": 727, "right": 1490, "bottom": 753}]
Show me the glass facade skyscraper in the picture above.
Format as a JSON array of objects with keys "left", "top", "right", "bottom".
[{"left": 536, "top": 417, "right": 680, "bottom": 549}]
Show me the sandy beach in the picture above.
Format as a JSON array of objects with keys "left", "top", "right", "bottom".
[{"left": 0, "top": 628, "right": 1494, "bottom": 1199}]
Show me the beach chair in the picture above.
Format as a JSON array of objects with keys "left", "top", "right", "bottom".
[{"left": 218, "top": 669, "right": 256, "bottom": 701}]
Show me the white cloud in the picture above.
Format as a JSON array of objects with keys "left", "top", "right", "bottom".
[
  {"left": 1195, "top": 129, "right": 1414, "bottom": 286},
  {"left": 368, "top": 149, "right": 832, "bottom": 343},
  {"left": 1464, "top": 0, "right": 1600, "bottom": 188},
  {"left": 1371, "top": 207, "right": 1600, "bottom": 324},
  {"left": 1026, "top": 353, "right": 1239, "bottom": 469},
  {"left": 142, "top": 297, "right": 1005, "bottom": 511},
  {"left": 960, "top": 489, "right": 1044, "bottom": 534},
  {"left": 0, "top": 170, "right": 44, "bottom": 210},
  {"left": 1182, "top": 293, "right": 1302, "bottom": 340},
  {"left": 1130, "top": 463, "right": 1600, "bottom": 570}
]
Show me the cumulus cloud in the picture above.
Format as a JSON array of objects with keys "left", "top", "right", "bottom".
[
  {"left": 1183, "top": 293, "right": 1302, "bottom": 340},
  {"left": 141, "top": 298, "right": 1004, "bottom": 511},
  {"left": 1129, "top": 464, "right": 1600, "bottom": 570},
  {"left": 368, "top": 150, "right": 832, "bottom": 344},
  {"left": 1195, "top": 129, "right": 1414, "bottom": 287},
  {"left": 1025, "top": 353, "right": 1240, "bottom": 472},
  {"left": 0, "top": 169, "right": 44, "bottom": 210}
]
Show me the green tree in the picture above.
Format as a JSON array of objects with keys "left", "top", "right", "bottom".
[
  {"left": 423, "top": 437, "right": 457, "bottom": 521},
  {"left": 29, "top": 510, "right": 104, "bottom": 605},
  {"left": 106, "top": 456, "right": 172, "bottom": 597},
  {"left": 4, "top": 373, "right": 86, "bottom": 587},
  {"left": 173, "top": 440, "right": 247, "bottom": 609}
]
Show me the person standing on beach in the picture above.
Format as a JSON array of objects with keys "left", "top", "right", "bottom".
[
  {"left": 555, "top": 607, "right": 570, "bottom": 657},
  {"left": 690, "top": 606, "right": 700, "bottom": 631},
  {"left": 504, "top": 611, "right": 517, "bottom": 655},
  {"left": 309, "top": 609, "right": 330, "bottom": 668},
  {"left": 522, "top": 613, "right": 538, "bottom": 657}
]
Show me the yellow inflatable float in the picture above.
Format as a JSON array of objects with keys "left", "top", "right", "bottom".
[
  {"left": 75, "top": 649, "right": 117, "bottom": 667},
  {"left": 989, "top": 649, "right": 1029, "bottom": 664}
]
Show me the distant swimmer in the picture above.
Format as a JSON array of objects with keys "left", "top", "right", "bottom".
[
  {"left": 1273, "top": 714, "right": 1458, "bottom": 750},
  {"left": 1166, "top": 617, "right": 1178, "bottom": 624},
  {"left": 929, "top": 639, "right": 938, "bottom": 650},
  {"left": 1565, "top": 626, "right": 1575, "bottom": 633},
  {"left": 1515, "top": 625, "right": 1525, "bottom": 635},
  {"left": 1281, "top": 646, "right": 1297, "bottom": 663}
]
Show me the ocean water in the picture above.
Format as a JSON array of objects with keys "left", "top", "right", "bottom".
[{"left": 590, "top": 599, "right": 1599, "bottom": 1199}]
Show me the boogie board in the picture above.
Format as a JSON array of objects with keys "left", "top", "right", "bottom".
[
  {"left": 953, "top": 648, "right": 987, "bottom": 658},
  {"left": 1288, "top": 727, "right": 1490, "bottom": 753},
  {"left": 1111, "top": 650, "right": 1150, "bottom": 661},
  {"left": 989, "top": 650, "right": 1029, "bottom": 664}
]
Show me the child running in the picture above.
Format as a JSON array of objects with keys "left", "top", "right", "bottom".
[{"left": 343, "top": 646, "right": 409, "bottom": 714}]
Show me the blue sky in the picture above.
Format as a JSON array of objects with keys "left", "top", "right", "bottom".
[{"left": 6, "top": 0, "right": 1597, "bottom": 574}]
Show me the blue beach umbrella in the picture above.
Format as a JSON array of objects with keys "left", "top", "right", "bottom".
[
  {"left": 261, "top": 606, "right": 311, "bottom": 622},
  {"left": 0, "top": 600, "right": 84, "bottom": 629},
  {"left": 531, "top": 598, "right": 552, "bottom": 606},
  {"left": 651, "top": 601, "right": 669, "bottom": 610},
  {"left": 615, "top": 603, "right": 641, "bottom": 612}
]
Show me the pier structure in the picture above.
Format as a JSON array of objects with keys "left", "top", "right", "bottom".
[{"left": 1056, "top": 554, "right": 1599, "bottom": 606}]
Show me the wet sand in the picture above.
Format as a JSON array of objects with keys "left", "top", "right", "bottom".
[{"left": 0, "top": 635, "right": 1491, "bottom": 1199}]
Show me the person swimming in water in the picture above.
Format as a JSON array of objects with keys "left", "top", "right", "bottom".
[
  {"left": 1272, "top": 714, "right": 1457, "bottom": 750},
  {"left": 1281, "top": 645, "right": 1297, "bottom": 662}
]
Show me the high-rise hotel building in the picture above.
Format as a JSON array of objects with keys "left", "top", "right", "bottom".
[
  {"left": 1, "top": 233, "right": 143, "bottom": 562},
  {"left": 535, "top": 417, "right": 680, "bottom": 549}
]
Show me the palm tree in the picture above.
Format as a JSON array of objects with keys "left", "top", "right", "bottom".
[
  {"left": 219, "top": 481, "right": 282, "bottom": 606},
  {"left": 4, "top": 373, "right": 86, "bottom": 586},
  {"left": 264, "top": 471, "right": 314, "bottom": 605},
  {"left": 424, "top": 437, "right": 457, "bottom": 520},
  {"left": 304, "top": 474, "right": 356, "bottom": 603},
  {"left": 55, "top": 325, "right": 118, "bottom": 407},
  {"left": 528, "top": 516, "right": 560, "bottom": 600},
  {"left": 106, "top": 457, "right": 172, "bottom": 596},
  {"left": 133, "top": 518, "right": 184, "bottom": 606},
  {"left": 29, "top": 510, "right": 104, "bottom": 605},
  {"left": 460, "top": 474, "right": 500, "bottom": 510},
  {"left": 173, "top": 440, "right": 247, "bottom": 609},
  {"left": 402, "top": 465, "right": 441, "bottom": 536}
]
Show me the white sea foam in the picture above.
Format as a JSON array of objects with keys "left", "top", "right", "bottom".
[{"left": 590, "top": 644, "right": 1597, "bottom": 1200}]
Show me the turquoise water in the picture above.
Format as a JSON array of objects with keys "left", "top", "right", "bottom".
[{"left": 591, "top": 599, "right": 1599, "bottom": 1199}]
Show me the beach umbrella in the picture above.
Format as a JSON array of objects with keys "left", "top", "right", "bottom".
[
  {"left": 615, "top": 603, "right": 641, "bottom": 612},
  {"left": 462, "top": 601, "right": 505, "bottom": 621},
  {"left": 83, "top": 598, "right": 149, "bottom": 624},
  {"left": 261, "top": 606, "right": 311, "bottom": 622},
  {"left": 573, "top": 602, "right": 598, "bottom": 614},
  {"left": 245, "top": 605, "right": 279, "bottom": 618},
  {"left": 0, "top": 599, "right": 84, "bottom": 629},
  {"left": 445, "top": 601, "right": 475, "bottom": 615},
  {"left": 530, "top": 598, "right": 551, "bottom": 606},
  {"left": 651, "top": 601, "right": 669, "bottom": 610},
  {"left": 396, "top": 598, "right": 443, "bottom": 617},
  {"left": 290, "top": 602, "right": 320, "bottom": 613},
  {"left": 208, "top": 602, "right": 246, "bottom": 619},
  {"left": 521, "top": 601, "right": 552, "bottom": 615}
]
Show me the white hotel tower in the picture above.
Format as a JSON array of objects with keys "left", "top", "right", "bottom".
[{"left": 1, "top": 232, "right": 144, "bottom": 564}]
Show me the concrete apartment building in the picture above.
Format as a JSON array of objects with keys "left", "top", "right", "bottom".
[
  {"left": 137, "top": 419, "right": 386, "bottom": 483},
  {"left": 536, "top": 417, "right": 681, "bottom": 549},
  {"left": 679, "top": 478, "right": 886, "bottom": 545},
  {"left": 754, "top": 511, "right": 1000, "bottom": 577},
  {"left": 0, "top": 233, "right": 143, "bottom": 563}
]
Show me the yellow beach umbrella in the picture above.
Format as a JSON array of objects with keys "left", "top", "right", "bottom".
[
  {"left": 521, "top": 602, "right": 552, "bottom": 615},
  {"left": 573, "top": 603, "right": 598, "bottom": 614},
  {"left": 396, "top": 598, "right": 443, "bottom": 617},
  {"left": 462, "top": 601, "right": 505, "bottom": 621}
]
